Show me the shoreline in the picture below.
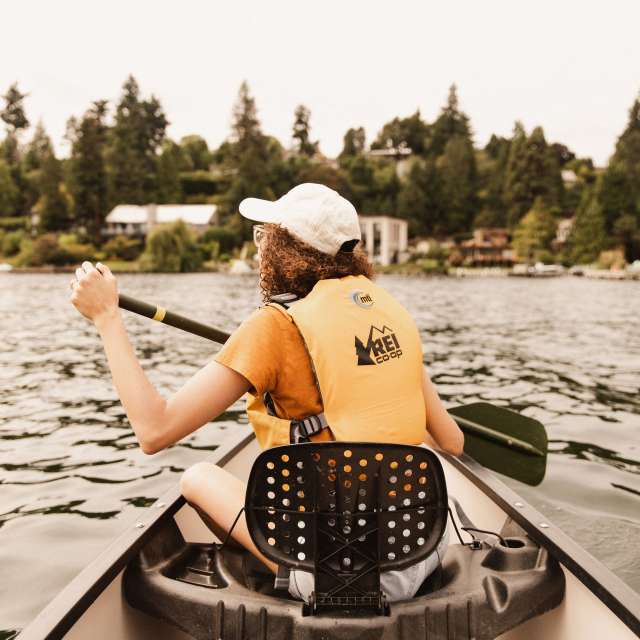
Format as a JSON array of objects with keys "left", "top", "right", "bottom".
[{"left": 2, "top": 264, "right": 640, "bottom": 280}]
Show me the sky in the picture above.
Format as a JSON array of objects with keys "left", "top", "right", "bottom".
[{"left": 2, "top": 0, "right": 639, "bottom": 166}]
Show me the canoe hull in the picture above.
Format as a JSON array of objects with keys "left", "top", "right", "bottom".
[{"left": 18, "top": 429, "right": 640, "bottom": 640}]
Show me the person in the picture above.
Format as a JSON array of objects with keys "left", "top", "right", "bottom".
[{"left": 69, "top": 182, "right": 464, "bottom": 602}]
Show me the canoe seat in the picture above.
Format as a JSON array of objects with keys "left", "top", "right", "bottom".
[
  {"left": 244, "top": 442, "right": 448, "bottom": 613},
  {"left": 123, "top": 443, "right": 566, "bottom": 639}
]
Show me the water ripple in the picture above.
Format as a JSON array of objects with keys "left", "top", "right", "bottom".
[{"left": 1, "top": 272, "right": 638, "bottom": 635}]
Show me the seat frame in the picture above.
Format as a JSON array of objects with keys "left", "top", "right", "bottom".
[{"left": 245, "top": 442, "right": 449, "bottom": 614}]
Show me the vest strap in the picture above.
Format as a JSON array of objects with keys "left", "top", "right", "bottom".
[
  {"left": 290, "top": 412, "right": 329, "bottom": 444},
  {"left": 269, "top": 292, "right": 298, "bottom": 308},
  {"left": 274, "top": 565, "right": 291, "bottom": 590}
]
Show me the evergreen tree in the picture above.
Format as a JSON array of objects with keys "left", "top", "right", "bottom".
[
  {"left": 503, "top": 124, "right": 563, "bottom": 227},
  {"left": 37, "top": 152, "right": 72, "bottom": 231},
  {"left": 610, "top": 94, "right": 640, "bottom": 206},
  {"left": 22, "top": 121, "right": 54, "bottom": 213},
  {"left": 598, "top": 93, "right": 640, "bottom": 250},
  {"left": 0, "top": 159, "right": 17, "bottom": 214},
  {"left": 567, "top": 188, "right": 606, "bottom": 265},
  {"left": 1, "top": 82, "right": 30, "bottom": 215},
  {"left": 437, "top": 135, "right": 478, "bottom": 233},
  {"left": 598, "top": 165, "right": 636, "bottom": 234},
  {"left": 221, "top": 82, "right": 281, "bottom": 236},
  {"left": 156, "top": 140, "right": 184, "bottom": 203},
  {"left": 292, "top": 105, "right": 318, "bottom": 157},
  {"left": 512, "top": 198, "right": 557, "bottom": 263},
  {"left": 23, "top": 121, "right": 53, "bottom": 172},
  {"left": 476, "top": 135, "right": 511, "bottom": 227},
  {"left": 397, "top": 158, "right": 445, "bottom": 236},
  {"left": 428, "top": 85, "right": 472, "bottom": 157},
  {"left": 339, "top": 127, "right": 366, "bottom": 161},
  {"left": 69, "top": 100, "right": 109, "bottom": 241},
  {"left": 1, "top": 83, "right": 30, "bottom": 134},
  {"left": 108, "top": 75, "right": 168, "bottom": 206},
  {"left": 613, "top": 214, "right": 640, "bottom": 262}
]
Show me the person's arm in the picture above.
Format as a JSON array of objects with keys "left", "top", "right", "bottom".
[
  {"left": 422, "top": 366, "right": 464, "bottom": 456},
  {"left": 69, "top": 261, "right": 250, "bottom": 454}
]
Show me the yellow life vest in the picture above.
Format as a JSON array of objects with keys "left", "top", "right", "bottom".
[{"left": 246, "top": 275, "right": 426, "bottom": 448}]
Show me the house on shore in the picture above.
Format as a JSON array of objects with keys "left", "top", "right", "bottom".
[
  {"left": 366, "top": 145, "right": 413, "bottom": 180},
  {"left": 104, "top": 204, "right": 217, "bottom": 237},
  {"left": 457, "top": 228, "right": 515, "bottom": 266},
  {"left": 552, "top": 217, "right": 575, "bottom": 252},
  {"left": 359, "top": 215, "right": 408, "bottom": 266}
]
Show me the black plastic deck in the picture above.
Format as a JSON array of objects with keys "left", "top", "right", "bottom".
[{"left": 123, "top": 515, "right": 566, "bottom": 640}]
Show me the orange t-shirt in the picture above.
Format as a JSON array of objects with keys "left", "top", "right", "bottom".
[{"left": 214, "top": 306, "right": 323, "bottom": 421}]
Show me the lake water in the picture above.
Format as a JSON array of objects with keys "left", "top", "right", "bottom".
[{"left": 1, "top": 273, "right": 639, "bottom": 638}]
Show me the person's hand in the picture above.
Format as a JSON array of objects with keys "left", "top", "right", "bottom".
[{"left": 69, "top": 261, "right": 119, "bottom": 327}]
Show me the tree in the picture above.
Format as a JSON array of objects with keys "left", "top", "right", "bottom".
[
  {"left": 1, "top": 82, "right": 30, "bottom": 215},
  {"left": 613, "top": 214, "right": 640, "bottom": 262},
  {"left": 296, "top": 163, "right": 352, "bottom": 198},
  {"left": 108, "top": 75, "right": 168, "bottom": 206},
  {"left": 428, "top": 85, "right": 472, "bottom": 157},
  {"left": 371, "top": 111, "right": 429, "bottom": 155},
  {"left": 512, "top": 198, "right": 557, "bottom": 262},
  {"left": 437, "top": 135, "right": 478, "bottom": 233},
  {"left": 36, "top": 153, "right": 72, "bottom": 231},
  {"left": 550, "top": 142, "right": 576, "bottom": 167},
  {"left": 597, "top": 93, "right": 640, "bottom": 242},
  {"left": 68, "top": 100, "right": 109, "bottom": 241},
  {"left": 339, "top": 127, "right": 366, "bottom": 161},
  {"left": 292, "top": 105, "right": 318, "bottom": 157},
  {"left": 503, "top": 123, "right": 563, "bottom": 227},
  {"left": 220, "top": 82, "right": 281, "bottom": 235},
  {"left": 21, "top": 121, "right": 55, "bottom": 212},
  {"left": 610, "top": 94, "right": 640, "bottom": 206},
  {"left": 180, "top": 135, "right": 212, "bottom": 171},
  {"left": 477, "top": 135, "right": 511, "bottom": 226},
  {"left": 23, "top": 121, "right": 53, "bottom": 172},
  {"left": 598, "top": 165, "right": 636, "bottom": 234},
  {"left": 567, "top": 189, "right": 606, "bottom": 265},
  {"left": 1, "top": 83, "right": 30, "bottom": 134},
  {"left": 397, "top": 158, "right": 445, "bottom": 236},
  {"left": 0, "top": 159, "right": 17, "bottom": 214},
  {"left": 156, "top": 140, "right": 184, "bottom": 203},
  {"left": 140, "top": 220, "right": 202, "bottom": 272}
]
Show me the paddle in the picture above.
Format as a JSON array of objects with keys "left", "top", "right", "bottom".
[
  {"left": 118, "top": 294, "right": 548, "bottom": 486},
  {"left": 448, "top": 403, "right": 547, "bottom": 486}
]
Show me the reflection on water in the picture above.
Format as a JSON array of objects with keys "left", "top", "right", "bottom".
[{"left": 1, "top": 273, "right": 639, "bottom": 634}]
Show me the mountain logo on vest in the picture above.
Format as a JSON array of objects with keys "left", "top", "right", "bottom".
[
  {"left": 355, "top": 325, "right": 402, "bottom": 365},
  {"left": 351, "top": 290, "right": 374, "bottom": 309}
]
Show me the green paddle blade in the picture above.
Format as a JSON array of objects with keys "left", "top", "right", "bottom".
[{"left": 448, "top": 402, "right": 548, "bottom": 486}]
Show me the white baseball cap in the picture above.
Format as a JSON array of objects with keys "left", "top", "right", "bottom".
[{"left": 239, "top": 183, "right": 361, "bottom": 256}]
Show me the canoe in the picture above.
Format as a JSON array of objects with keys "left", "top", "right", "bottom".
[{"left": 18, "top": 427, "right": 640, "bottom": 640}]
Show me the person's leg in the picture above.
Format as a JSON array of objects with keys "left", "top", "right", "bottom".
[{"left": 180, "top": 461, "right": 277, "bottom": 574}]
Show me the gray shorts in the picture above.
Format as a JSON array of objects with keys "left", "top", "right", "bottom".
[{"left": 288, "top": 524, "right": 450, "bottom": 603}]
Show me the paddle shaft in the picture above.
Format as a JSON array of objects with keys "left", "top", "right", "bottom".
[
  {"left": 452, "top": 414, "right": 544, "bottom": 457},
  {"left": 118, "top": 294, "right": 230, "bottom": 345}
]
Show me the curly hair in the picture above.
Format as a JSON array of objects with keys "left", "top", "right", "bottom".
[{"left": 258, "top": 224, "right": 374, "bottom": 302}]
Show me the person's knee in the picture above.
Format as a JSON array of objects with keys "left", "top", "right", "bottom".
[{"left": 180, "top": 461, "right": 220, "bottom": 502}]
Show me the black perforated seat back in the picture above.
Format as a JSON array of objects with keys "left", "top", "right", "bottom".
[{"left": 246, "top": 442, "right": 448, "bottom": 605}]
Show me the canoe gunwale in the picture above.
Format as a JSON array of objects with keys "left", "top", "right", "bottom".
[
  {"left": 17, "top": 428, "right": 256, "bottom": 640},
  {"left": 17, "top": 432, "right": 640, "bottom": 639},
  {"left": 444, "top": 452, "right": 640, "bottom": 636}
]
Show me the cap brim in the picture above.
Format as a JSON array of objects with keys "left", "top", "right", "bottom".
[{"left": 239, "top": 197, "right": 281, "bottom": 223}]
